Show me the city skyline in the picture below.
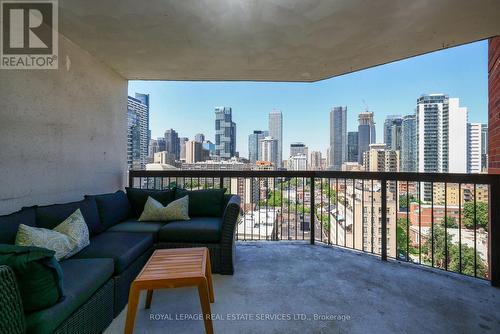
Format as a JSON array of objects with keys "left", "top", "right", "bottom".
[{"left": 128, "top": 40, "right": 487, "bottom": 159}]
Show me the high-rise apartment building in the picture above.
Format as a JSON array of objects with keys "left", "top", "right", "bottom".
[
  {"left": 290, "top": 142, "right": 308, "bottom": 157},
  {"left": 179, "top": 137, "right": 188, "bottom": 161},
  {"left": 357, "top": 111, "right": 376, "bottom": 164},
  {"left": 269, "top": 111, "right": 283, "bottom": 167},
  {"left": 148, "top": 137, "right": 166, "bottom": 161},
  {"left": 248, "top": 130, "right": 268, "bottom": 163},
  {"left": 215, "top": 107, "right": 236, "bottom": 159},
  {"left": 363, "top": 143, "right": 399, "bottom": 172},
  {"left": 401, "top": 114, "right": 417, "bottom": 172},
  {"left": 288, "top": 154, "right": 308, "bottom": 171},
  {"left": 260, "top": 136, "right": 279, "bottom": 167},
  {"left": 309, "top": 151, "right": 323, "bottom": 170},
  {"left": 468, "top": 123, "right": 488, "bottom": 173},
  {"left": 127, "top": 93, "right": 149, "bottom": 170},
  {"left": 329, "top": 106, "right": 347, "bottom": 170},
  {"left": 347, "top": 131, "right": 359, "bottom": 162},
  {"left": 164, "top": 129, "right": 180, "bottom": 160},
  {"left": 383, "top": 115, "right": 403, "bottom": 150},
  {"left": 416, "top": 94, "right": 468, "bottom": 200},
  {"left": 185, "top": 140, "right": 203, "bottom": 163},
  {"left": 194, "top": 133, "right": 205, "bottom": 143}
]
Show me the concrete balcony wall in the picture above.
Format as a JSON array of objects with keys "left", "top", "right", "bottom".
[{"left": 0, "top": 34, "right": 127, "bottom": 215}]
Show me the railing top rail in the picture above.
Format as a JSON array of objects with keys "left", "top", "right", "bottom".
[{"left": 129, "top": 170, "right": 500, "bottom": 184}]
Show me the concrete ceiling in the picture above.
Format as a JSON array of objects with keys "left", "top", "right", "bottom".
[{"left": 60, "top": 0, "right": 500, "bottom": 82}]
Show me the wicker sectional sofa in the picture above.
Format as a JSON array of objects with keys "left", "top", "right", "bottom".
[{"left": 0, "top": 188, "right": 240, "bottom": 334}]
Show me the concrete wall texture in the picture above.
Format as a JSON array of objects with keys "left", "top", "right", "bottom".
[
  {"left": 489, "top": 36, "right": 500, "bottom": 174},
  {"left": 0, "top": 34, "right": 127, "bottom": 215}
]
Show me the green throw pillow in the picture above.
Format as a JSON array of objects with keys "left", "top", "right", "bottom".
[
  {"left": 139, "top": 196, "right": 190, "bottom": 222},
  {"left": 15, "top": 209, "right": 90, "bottom": 260},
  {"left": 0, "top": 244, "right": 64, "bottom": 312}
]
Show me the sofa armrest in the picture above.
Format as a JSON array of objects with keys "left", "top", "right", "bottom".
[
  {"left": 220, "top": 195, "right": 241, "bottom": 245},
  {"left": 0, "top": 265, "right": 26, "bottom": 334}
]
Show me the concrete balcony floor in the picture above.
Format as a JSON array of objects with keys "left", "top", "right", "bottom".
[{"left": 106, "top": 242, "right": 500, "bottom": 334}]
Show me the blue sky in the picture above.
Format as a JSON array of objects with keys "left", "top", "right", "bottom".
[{"left": 128, "top": 40, "right": 488, "bottom": 159}]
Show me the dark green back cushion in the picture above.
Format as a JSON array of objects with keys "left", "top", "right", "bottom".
[
  {"left": 85, "top": 191, "right": 131, "bottom": 229},
  {"left": 125, "top": 187, "right": 175, "bottom": 217},
  {"left": 0, "top": 207, "right": 36, "bottom": 244},
  {"left": 35, "top": 197, "right": 103, "bottom": 236},
  {"left": 175, "top": 188, "right": 226, "bottom": 217},
  {"left": 0, "top": 245, "right": 64, "bottom": 312}
]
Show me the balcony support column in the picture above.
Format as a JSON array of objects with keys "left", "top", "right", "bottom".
[{"left": 490, "top": 176, "right": 500, "bottom": 287}]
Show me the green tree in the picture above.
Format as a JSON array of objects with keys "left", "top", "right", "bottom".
[
  {"left": 423, "top": 224, "right": 486, "bottom": 277},
  {"left": 399, "top": 194, "right": 418, "bottom": 210},
  {"left": 443, "top": 216, "right": 458, "bottom": 228},
  {"left": 463, "top": 202, "right": 488, "bottom": 231}
]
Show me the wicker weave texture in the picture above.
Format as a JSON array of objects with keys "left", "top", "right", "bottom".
[{"left": 0, "top": 265, "right": 25, "bottom": 334}]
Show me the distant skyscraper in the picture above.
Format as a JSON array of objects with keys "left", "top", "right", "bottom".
[
  {"left": 164, "top": 129, "right": 180, "bottom": 160},
  {"left": 248, "top": 130, "right": 268, "bottom": 163},
  {"left": 468, "top": 123, "right": 488, "bottom": 173},
  {"left": 329, "top": 107, "right": 347, "bottom": 170},
  {"left": 148, "top": 137, "right": 166, "bottom": 160},
  {"left": 215, "top": 107, "right": 236, "bottom": 159},
  {"left": 309, "top": 151, "right": 322, "bottom": 170},
  {"left": 288, "top": 155, "right": 308, "bottom": 171},
  {"left": 202, "top": 140, "right": 216, "bottom": 156},
  {"left": 357, "top": 111, "right": 376, "bottom": 164},
  {"left": 269, "top": 111, "right": 283, "bottom": 167},
  {"left": 383, "top": 115, "right": 402, "bottom": 150},
  {"left": 290, "top": 142, "right": 308, "bottom": 157},
  {"left": 179, "top": 137, "right": 188, "bottom": 161},
  {"left": 347, "top": 131, "right": 359, "bottom": 162},
  {"left": 363, "top": 143, "right": 399, "bottom": 172},
  {"left": 185, "top": 140, "right": 203, "bottom": 163},
  {"left": 416, "top": 94, "right": 467, "bottom": 200},
  {"left": 127, "top": 93, "right": 149, "bottom": 169},
  {"left": 401, "top": 115, "right": 417, "bottom": 172},
  {"left": 260, "top": 136, "right": 279, "bottom": 167},
  {"left": 194, "top": 133, "right": 205, "bottom": 143}
]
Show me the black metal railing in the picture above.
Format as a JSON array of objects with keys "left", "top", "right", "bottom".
[{"left": 129, "top": 170, "right": 500, "bottom": 287}]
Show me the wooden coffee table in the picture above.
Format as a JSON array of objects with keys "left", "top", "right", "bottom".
[{"left": 124, "top": 247, "right": 215, "bottom": 334}]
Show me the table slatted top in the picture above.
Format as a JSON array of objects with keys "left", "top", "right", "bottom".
[{"left": 136, "top": 248, "right": 208, "bottom": 281}]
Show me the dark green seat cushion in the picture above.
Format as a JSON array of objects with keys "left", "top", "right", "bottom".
[
  {"left": 25, "top": 258, "right": 114, "bottom": 334},
  {"left": 175, "top": 188, "right": 226, "bottom": 217},
  {"left": 70, "top": 232, "right": 153, "bottom": 274},
  {"left": 106, "top": 219, "right": 166, "bottom": 242},
  {"left": 158, "top": 217, "right": 223, "bottom": 243},
  {"left": 85, "top": 191, "right": 131, "bottom": 229},
  {"left": 35, "top": 197, "right": 103, "bottom": 236},
  {"left": 0, "top": 245, "right": 63, "bottom": 312},
  {"left": 125, "top": 187, "right": 175, "bottom": 217},
  {"left": 0, "top": 207, "right": 36, "bottom": 244}
]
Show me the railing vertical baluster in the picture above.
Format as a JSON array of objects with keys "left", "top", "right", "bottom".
[
  {"left": 406, "top": 181, "right": 410, "bottom": 262},
  {"left": 395, "top": 180, "right": 398, "bottom": 259},
  {"left": 288, "top": 178, "right": 291, "bottom": 240},
  {"left": 321, "top": 178, "right": 323, "bottom": 242},
  {"left": 418, "top": 181, "right": 422, "bottom": 264},
  {"left": 445, "top": 182, "right": 448, "bottom": 271},
  {"left": 474, "top": 183, "right": 477, "bottom": 277},
  {"left": 295, "top": 178, "right": 298, "bottom": 240},
  {"left": 328, "top": 178, "right": 331, "bottom": 245},
  {"left": 280, "top": 177, "right": 283, "bottom": 241},
  {"left": 266, "top": 177, "right": 269, "bottom": 240},
  {"left": 310, "top": 176, "right": 315, "bottom": 245},
  {"left": 459, "top": 183, "right": 462, "bottom": 274},
  {"left": 362, "top": 179, "right": 365, "bottom": 252},
  {"left": 431, "top": 181, "right": 434, "bottom": 268},
  {"left": 371, "top": 179, "right": 374, "bottom": 254},
  {"left": 302, "top": 177, "right": 305, "bottom": 241},
  {"left": 352, "top": 178, "right": 355, "bottom": 249},
  {"left": 258, "top": 178, "right": 261, "bottom": 241},
  {"left": 128, "top": 171, "right": 133, "bottom": 188},
  {"left": 344, "top": 178, "right": 347, "bottom": 247},
  {"left": 381, "top": 178, "right": 387, "bottom": 261}
]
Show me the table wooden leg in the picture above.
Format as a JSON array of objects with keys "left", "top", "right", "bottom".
[
  {"left": 198, "top": 279, "right": 214, "bottom": 334},
  {"left": 206, "top": 253, "right": 215, "bottom": 303},
  {"left": 124, "top": 285, "right": 141, "bottom": 334},
  {"left": 145, "top": 289, "right": 153, "bottom": 309}
]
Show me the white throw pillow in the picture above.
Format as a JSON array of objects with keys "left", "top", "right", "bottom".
[
  {"left": 139, "top": 196, "right": 190, "bottom": 222},
  {"left": 54, "top": 209, "right": 90, "bottom": 258},
  {"left": 15, "top": 209, "right": 90, "bottom": 260}
]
